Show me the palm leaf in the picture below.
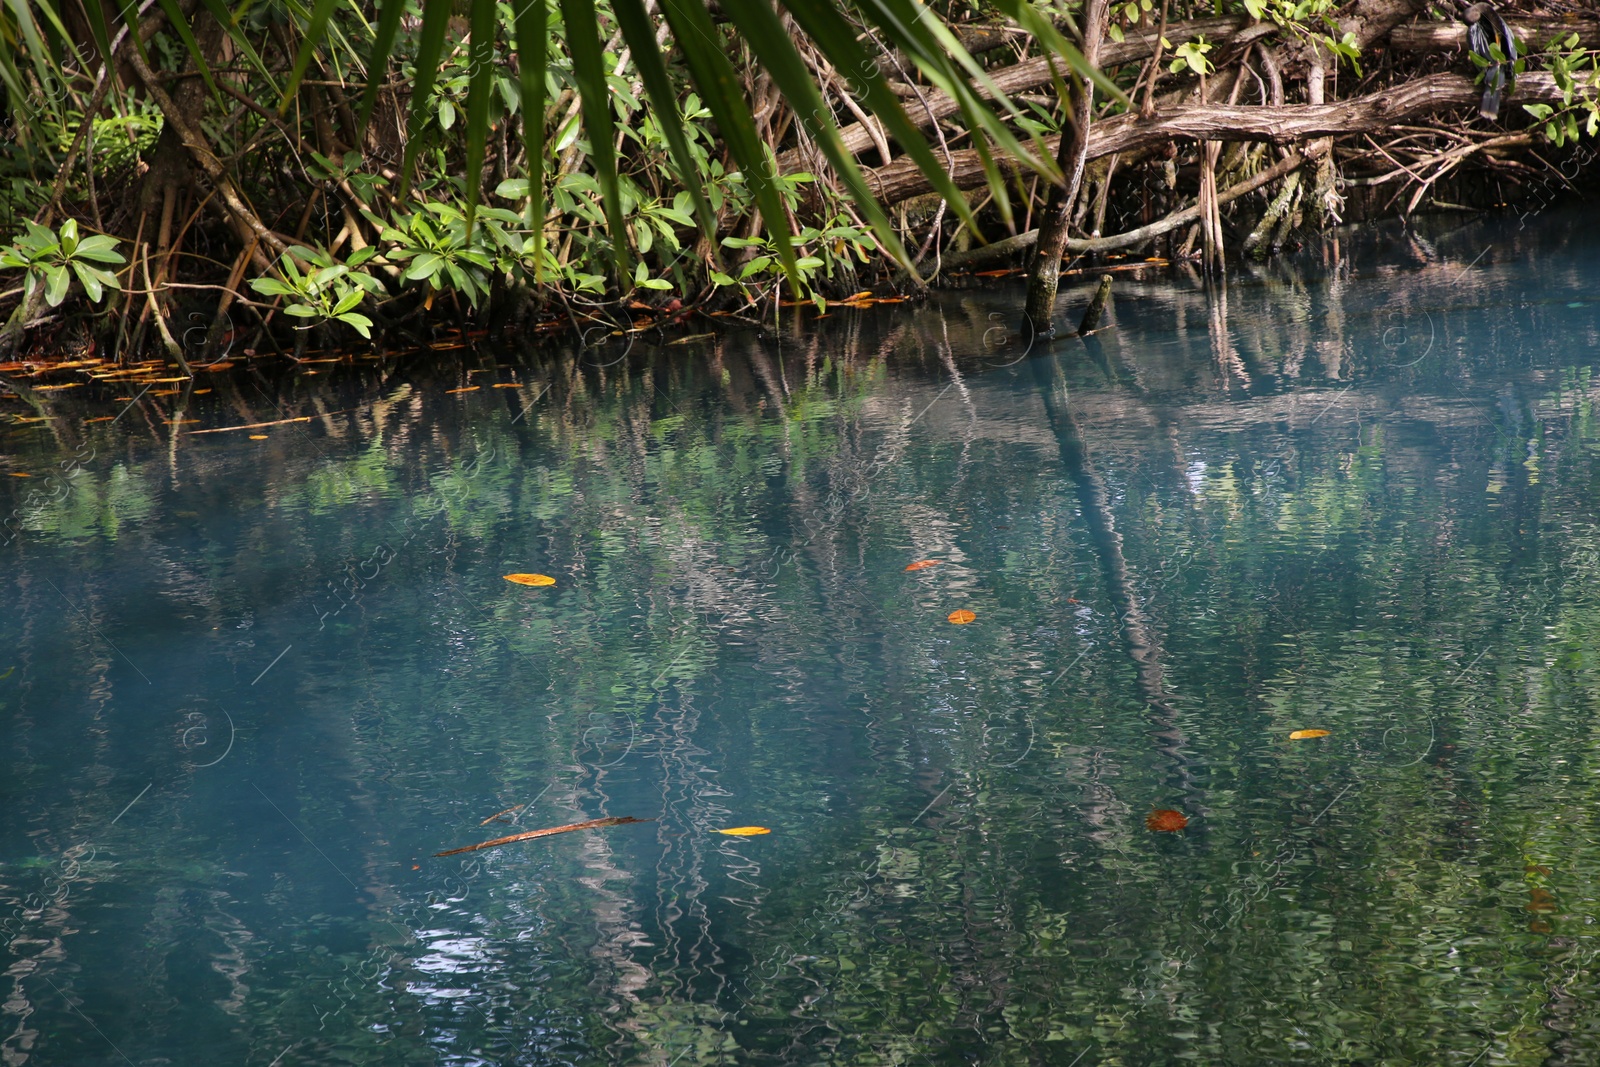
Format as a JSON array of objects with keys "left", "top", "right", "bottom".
[
  {"left": 557, "top": 0, "right": 630, "bottom": 275},
  {"left": 659, "top": 0, "right": 796, "bottom": 278},
  {"left": 462, "top": 0, "right": 498, "bottom": 230},
  {"left": 510, "top": 0, "right": 549, "bottom": 271},
  {"left": 279, "top": 0, "right": 343, "bottom": 110},
  {"left": 398, "top": 0, "right": 453, "bottom": 197},
  {"left": 717, "top": 0, "right": 908, "bottom": 271},
  {"left": 611, "top": 0, "right": 716, "bottom": 243},
  {"left": 355, "top": 0, "right": 406, "bottom": 130}
]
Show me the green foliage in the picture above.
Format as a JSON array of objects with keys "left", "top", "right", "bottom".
[
  {"left": 249, "top": 247, "right": 383, "bottom": 338},
  {"left": 1524, "top": 33, "right": 1600, "bottom": 146},
  {"left": 0, "top": 218, "right": 124, "bottom": 306},
  {"left": 1166, "top": 36, "right": 1214, "bottom": 77},
  {"left": 379, "top": 203, "right": 498, "bottom": 307},
  {"left": 1240, "top": 0, "right": 1361, "bottom": 75}
]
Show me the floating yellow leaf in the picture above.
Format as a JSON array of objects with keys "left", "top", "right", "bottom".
[
  {"left": 1289, "top": 729, "right": 1331, "bottom": 740},
  {"left": 8, "top": 472, "right": 30, "bottom": 477},
  {"left": 947, "top": 609, "right": 976, "bottom": 625},
  {"left": 447, "top": 386, "right": 480, "bottom": 394},
  {"left": 904, "top": 559, "right": 941, "bottom": 572},
  {"left": 249, "top": 434, "right": 269, "bottom": 440},
  {"left": 505, "top": 573, "right": 556, "bottom": 586},
  {"left": 717, "top": 826, "right": 771, "bottom": 836}
]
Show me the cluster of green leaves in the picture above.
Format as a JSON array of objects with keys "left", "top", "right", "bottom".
[
  {"left": 1240, "top": 0, "right": 1361, "bottom": 73},
  {"left": 1524, "top": 33, "right": 1600, "bottom": 146},
  {"left": 0, "top": 219, "right": 123, "bottom": 306},
  {"left": 250, "top": 247, "right": 384, "bottom": 337}
]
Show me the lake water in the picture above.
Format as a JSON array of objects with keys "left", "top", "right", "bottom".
[{"left": 5, "top": 210, "right": 1600, "bottom": 1065}]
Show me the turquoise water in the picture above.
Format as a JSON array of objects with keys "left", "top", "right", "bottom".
[{"left": 5, "top": 211, "right": 1600, "bottom": 1065}]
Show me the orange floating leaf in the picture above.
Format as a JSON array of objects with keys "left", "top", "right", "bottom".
[
  {"left": 249, "top": 434, "right": 269, "bottom": 440},
  {"left": 1145, "top": 809, "right": 1188, "bottom": 832},
  {"left": 904, "top": 559, "right": 941, "bottom": 572},
  {"left": 1289, "top": 729, "right": 1331, "bottom": 740},
  {"left": 446, "top": 386, "right": 481, "bottom": 394},
  {"left": 435, "top": 815, "right": 651, "bottom": 857},
  {"left": 504, "top": 573, "right": 556, "bottom": 586},
  {"left": 717, "top": 826, "right": 771, "bottom": 836},
  {"left": 947, "top": 609, "right": 976, "bottom": 625},
  {"left": 8, "top": 472, "right": 30, "bottom": 477}
]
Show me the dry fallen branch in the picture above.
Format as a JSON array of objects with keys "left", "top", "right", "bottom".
[
  {"left": 434, "top": 815, "right": 652, "bottom": 857},
  {"left": 858, "top": 72, "right": 1566, "bottom": 207}
]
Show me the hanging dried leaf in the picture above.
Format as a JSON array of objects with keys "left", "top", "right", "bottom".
[
  {"left": 717, "top": 826, "right": 771, "bottom": 836},
  {"left": 435, "top": 815, "right": 651, "bottom": 856},
  {"left": 948, "top": 609, "right": 976, "bottom": 625},
  {"left": 1289, "top": 729, "right": 1331, "bottom": 740},
  {"left": 1145, "top": 809, "right": 1188, "bottom": 832},
  {"left": 505, "top": 573, "right": 556, "bottom": 586},
  {"left": 904, "top": 560, "right": 941, "bottom": 572}
]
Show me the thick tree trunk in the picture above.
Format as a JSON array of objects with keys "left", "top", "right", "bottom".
[{"left": 1021, "top": 0, "right": 1110, "bottom": 338}]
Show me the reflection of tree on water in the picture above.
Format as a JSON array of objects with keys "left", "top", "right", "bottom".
[{"left": 1030, "top": 344, "right": 1198, "bottom": 812}]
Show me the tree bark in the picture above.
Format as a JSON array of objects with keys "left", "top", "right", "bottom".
[
  {"left": 1022, "top": 0, "right": 1110, "bottom": 338},
  {"left": 857, "top": 71, "right": 1566, "bottom": 207},
  {"left": 781, "top": 16, "right": 1255, "bottom": 174}
]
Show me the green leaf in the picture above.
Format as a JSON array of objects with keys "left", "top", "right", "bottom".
[
  {"left": 43, "top": 265, "right": 70, "bottom": 307},
  {"left": 357, "top": 0, "right": 408, "bottom": 131},
  {"left": 338, "top": 312, "right": 374, "bottom": 338},
  {"left": 70, "top": 261, "right": 103, "bottom": 303},
  {"left": 284, "top": 303, "right": 318, "bottom": 318},
  {"left": 399, "top": 0, "right": 455, "bottom": 196},
  {"left": 638, "top": 278, "right": 672, "bottom": 290},
  {"left": 407, "top": 252, "right": 444, "bottom": 280},
  {"left": 279, "top": 0, "right": 343, "bottom": 112},
  {"left": 58, "top": 219, "right": 78, "bottom": 256},
  {"left": 250, "top": 278, "right": 298, "bottom": 297},
  {"left": 660, "top": 0, "right": 792, "bottom": 280},
  {"left": 512, "top": 0, "right": 550, "bottom": 270},
  {"left": 462, "top": 0, "right": 498, "bottom": 234},
  {"left": 496, "top": 179, "right": 531, "bottom": 199},
  {"left": 612, "top": 0, "right": 718, "bottom": 248},
  {"left": 559, "top": 0, "right": 630, "bottom": 277},
  {"left": 332, "top": 288, "right": 364, "bottom": 315},
  {"left": 71, "top": 235, "right": 123, "bottom": 264},
  {"left": 437, "top": 99, "right": 457, "bottom": 131}
]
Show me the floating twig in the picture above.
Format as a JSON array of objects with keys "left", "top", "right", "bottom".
[
  {"left": 435, "top": 816, "right": 651, "bottom": 857},
  {"left": 479, "top": 803, "right": 526, "bottom": 826}
]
